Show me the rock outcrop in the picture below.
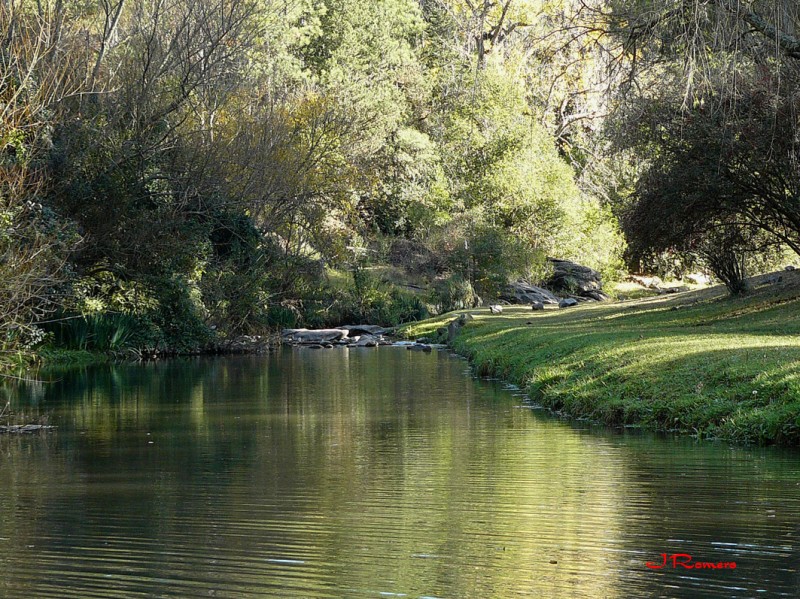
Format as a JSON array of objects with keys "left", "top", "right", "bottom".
[
  {"left": 558, "top": 298, "right": 579, "bottom": 308},
  {"left": 627, "top": 274, "right": 663, "bottom": 290},
  {"left": 340, "top": 324, "right": 389, "bottom": 336},
  {"left": 282, "top": 328, "right": 349, "bottom": 343},
  {"left": 448, "top": 313, "right": 473, "bottom": 343},
  {"left": 547, "top": 258, "right": 607, "bottom": 300},
  {"left": 223, "top": 335, "right": 272, "bottom": 353},
  {"left": 281, "top": 326, "right": 400, "bottom": 349},
  {"left": 499, "top": 281, "right": 560, "bottom": 305}
]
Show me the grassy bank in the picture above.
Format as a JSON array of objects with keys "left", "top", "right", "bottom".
[{"left": 401, "top": 271, "right": 800, "bottom": 445}]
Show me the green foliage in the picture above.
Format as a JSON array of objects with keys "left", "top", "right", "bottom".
[
  {"left": 5, "top": 0, "right": 639, "bottom": 368},
  {"left": 296, "top": 268, "right": 429, "bottom": 328},
  {"left": 560, "top": 197, "right": 627, "bottom": 284},
  {"left": 429, "top": 274, "right": 479, "bottom": 314},
  {"left": 342, "top": 268, "right": 429, "bottom": 326},
  {"left": 266, "top": 305, "right": 300, "bottom": 329},
  {"left": 146, "top": 277, "right": 214, "bottom": 353},
  {"left": 43, "top": 313, "right": 139, "bottom": 352}
]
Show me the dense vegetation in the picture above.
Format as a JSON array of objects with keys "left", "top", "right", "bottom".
[{"left": 2, "top": 0, "right": 800, "bottom": 366}]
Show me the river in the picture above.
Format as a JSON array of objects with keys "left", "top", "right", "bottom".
[{"left": 1, "top": 348, "right": 798, "bottom": 597}]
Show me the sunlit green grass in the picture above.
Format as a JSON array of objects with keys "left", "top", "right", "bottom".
[{"left": 400, "top": 272, "right": 800, "bottom": 445}]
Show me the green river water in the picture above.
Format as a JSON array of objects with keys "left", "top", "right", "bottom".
[{"left": 1, "top": 347, "right": 798, "bottom": 598}]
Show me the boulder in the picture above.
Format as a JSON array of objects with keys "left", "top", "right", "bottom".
[
  {"left": 282, "top": 328, "right": 349, "bottom": 344},
  {"left": 340, "top": 324, "right": 388, "bottom": 336},
  {"left": 658, "top": 286, "right": 689, "bottom": 294},
  {"left": 407, "top": 344, "right": 433, "bottom": 353},
  {"left": 499, "top": 281, "right": 559, "bottom": 305},
  {"left": 547, "top": 258, "right": 603, "bottom": 297},
  {"left": 447, "top": 313, "right": 473, "bottom": 343},
  {"left": 786, "top": 265, "right": 797, "bottom": 271},
  {"left": 558, "top": 298, "right": 579, "bottom": 308},
  {"left": 531, "top": 301, "right": 545, "bottom": 311},
  {"left": 627, "top": 274, "right": 663, "bottom": 290},
  {"left": 584, "top": 290, "right": 609, "bottom": 302},
  {"left": 225, "top": 335, "right": 270, "bottom": 353},
  {"left": 489, "top": 304, "right": 503, "bottom": 314},
  {"left": 354, "top": 334, "right": 380, "bottom": 347}
]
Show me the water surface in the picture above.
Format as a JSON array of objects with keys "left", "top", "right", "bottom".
[{"left": 1, "top": 348, "right": 799, "bottom": 597}]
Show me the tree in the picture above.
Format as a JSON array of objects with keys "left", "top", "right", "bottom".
[{"left": 0, "top": 1, "right": 80, "bottom": 368}]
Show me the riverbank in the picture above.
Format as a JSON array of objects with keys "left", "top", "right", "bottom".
[{"left": 401, "top": 270, "right": 800, "bottom": 445}]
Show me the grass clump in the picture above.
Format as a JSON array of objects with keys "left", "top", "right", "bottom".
[{"left": 400, "top": 270, "right": 800, "bottom": 445}]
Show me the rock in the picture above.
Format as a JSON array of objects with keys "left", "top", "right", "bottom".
[
  {"left": 354, "top": 334, "right": 380, "bottom": 347},
  {"left": 446, "top": 312, "right": 474, "bottom": 344},
  {"left": 786, "top": 265, "right": 796, "bottom": 271},
  {"left": 531, "top": 301, "right": 545, "bottom": 311},
  {"left": 340, "top": 324, "right": 388, "bottom": 336},
  {"left": 558, "top": 298, "right": 579, "bottom": 308},
  {"left": 282, "top": 328, "right": 349, "bottom": 344},
  {"left": 489, "top": 304, "right": 503, "bottom": 314},
  {"left": 407, "top": 344, "right": 432, "bottom": 353},
  {"left": 225, "top": 335, "right": 270, "bottom": 353},
  {"left": 547, "top": 258, "right": 603, "bottom": 297},
  {"left": 584, "top": 291, "right": 608, "bottom": 302},
  {"left": 448, "top": 319, "right": 463, "bottom": 343},
  {"left": 658, "top": 286, "right": 689, "bottom": 294},
  {"left": 499, "top": 281, "right": 559, "bottom": 305},
  {"left": 627, "top": 274, "right": 663, "bottom": 290}
]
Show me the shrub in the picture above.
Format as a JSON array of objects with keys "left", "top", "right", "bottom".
[{"left": 430, "top": 274, "right": 479, "bottom": 313}]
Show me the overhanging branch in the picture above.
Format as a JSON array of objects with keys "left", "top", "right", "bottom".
[{"left": 717, "top": 0, "right": 800, "bottom": 60}]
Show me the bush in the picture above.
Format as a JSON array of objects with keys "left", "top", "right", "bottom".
[
  {"left": 448, "top": 223, "right": 547, "bottom": 298},
  {"left": 294, "top": 269, "right": 430, "bottom": 328},
  {"left": 264, "top": 305, "right": 297, "bottom": 329},
  {"left": 430, "top": 274, "right": 479, "bottom": 313},
  {"left": 146, "top": 276, "right": 214, "bottom": 352}
]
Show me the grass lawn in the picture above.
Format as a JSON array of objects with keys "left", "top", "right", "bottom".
[{"left": 400, "top": 270, "right": 800, "bottom": 445}]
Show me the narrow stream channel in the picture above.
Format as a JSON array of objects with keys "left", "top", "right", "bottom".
[{"left": 1, "top": 348, "right": 798, "bottom": 597}]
